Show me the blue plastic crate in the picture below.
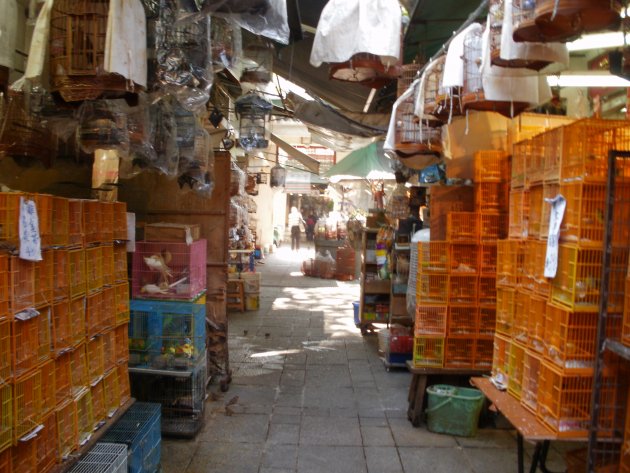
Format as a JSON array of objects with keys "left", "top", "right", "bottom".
[
  {"left": 101, "top": 403, "right": 161, "bottom": 473},
  {"left": 128, "top": 300, "right": 205, "bottom": 371}
]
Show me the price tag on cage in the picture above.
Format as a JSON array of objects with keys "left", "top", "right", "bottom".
[
  {"left": 544, "top": 194, "right": 566, "bottom": 278},
  {"left": 19, "top": 197, "right": 42, "bottom": 262}
]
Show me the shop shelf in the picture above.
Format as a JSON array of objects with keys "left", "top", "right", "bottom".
[
  {"left": 512, "top": 290, "right": 529, "bottom": 344},
  {"left": 131, "top": 240, "right": 207, "bottom": 301},
  {"left": 55, "top": 352, "right": 72, "bottom": 405},
  {"left": 9, "top": 256, "right": 35, "bottom": 314},
  {"left": 52, "top": 299, "right": 73, "bottom": 356},
  {"left": 496, "top": 287, "right": 516, "bottom": 336},
  {"left": 448, "top": 274, "right": 477, "bottom": 305},
  {"left": 91, "top": 379, "right": 106, "bottom": 425},
  {"left": 114, "top": 324, "right": 129, "bottom": 365},
  {"left": 69, "top": 297, "right": 86, "bottom": 347},
  {"left": 13, "top": 315, "right": 40, "bottom": 378},
  {"left": 561, "top": 182, "right": 630, "bottom": 247},
  {"left": 52, "top": 249, "right": 69, "bottom": 301},
  {"left": 0, "top": 254, "right": 7, "bottom": 320},
  {"left": 52, "top": 196, "right": 70, "bottom": 248},
  {"left": 102, "top": 329, "right": 116, "bottom": 373},
  {"left": 478, "top": 276, "right": 496, "bottom": 306},
  {"left": 478, "top": 305, "right": 496, "bottom": 337},
  {"left": 446, "top": 212, "right": 478, "bottom": 242},
  {"left": 101, "top": 286, "right": 115, "bottom": 333},
  {"left": 492, "top": 334, "right": 511, "bottom": 380},
  {"left": 474, "top": 149, "right": 508, "bottom": 182},
  {"left": 128, "top": 299, "right": 206, "bottom": 371},
  {"left": 521, "top": 350, "right": 543, "bottom": 414},
  {"left": 68, "top": 199, "right": 84, "bottom": 248},
  {"left": 56, "top": 398, "right": 76, "bottom": 460},
  {"left": 35, "top": 251, "right": 54, "bottom": 308},
  {"left": 70, "top": 344, "right": 89, "bottom": 397},
  {"left": 479, "top": 244, "right": 497, "bottom": 275},
  {"left": 114, "top": 283, "right": 130, "bottom": 326},
  {"left": 537, "top": 360, "right": 593, "bottom": 438},
  {"left": 69, "top": 249, "right": 86, "bottom": 298},
  {"left": 479, "top": 213, "right": 508, "bottom": 243},
  {"left": 527, "top": 185, "right": 544, "bottom": 239},
  {"left": 103, "top": 368, "right": 121, "bottom": 417},
  {"left": 511, "top": 139, "right": 528, "bottom": 189},
  {"left": 13, "top": 369, "right": 42, "bottom": 442},
  {"left": 412, "top": 337, "right": 444, "bottom": 368},
  {"left": 507, "top": 341, "right": 526, "bottom": 400},
  {"left": 102, "top": 244, "right": 115, "bottom": 287},
  {"left": 113, "top": 244, "right": 128, "bottom": 284},
  {"left": 417, "top": 242, "right": 449, "bottom": 273},
  {"left": 415, "top": 305, "right": 447, "bottom": 337},
  {"left": 87, "top": 336, "right": 105, "bottom": 386},
  {"left": 74, "top": 388, "right": 95, "bottom": 446},
  {"left": 86, "top": 246, "right": 104, "bottom": 294},
  {"left": 496, "top": 240, "right": 524, "bottom": 288},
  {"left": 528, "top": 294, "right": 547, "bottom": 353},
  {"left": 475, "top": 182, "right": 508, "bottom": 214},
  {"left": 525, "top": 133, "right": 545, "bottom": 186},
  {"left": 474, "top": 337, "right": 494, "bottom": 370},
  {"left": 551, "top": 245, "right": 627, "bottom": 312},
  {"left": 40, "top": 359, "right": 55, "bottom": 418},
  {"left": 100, "top": 202, "right": 115, "bottom": 243},
  {"left": 540, "top": 182, "right": 560, "bottom": 239},
  {"left": 118, "top": 363, "right": 130, "bottom": 404},
  {"left": 544, "top": 304, "right": 598, "bottom": 371},
  {"left": 0, "top": 320, "right": 10, "bottom": 383},
  {"left": 0, "top": 384, "right": 11, "bottom": 453},
  {"left": 113, "top": 202, "right": 128, "bottom": 241},
  {"left": 416, "top": 273, "right": 449, "bottom": 304},
  {"left": 0, "top": 193, "right": 21, "bottom": 247},
  {"left": 12, "top": 434, "right": 36, "bottom": 472},
  {"left": 448, "top": 243, "right": 479, "bottom": 273},
  {"left": 508, "top": 189, "right": 529, "bottom": 239},
  {"left": 444, "top": 337, "right": 475, "bottom": 369},
  {"left": 447, "top": 305, "right": 477, "bottom": 337}
]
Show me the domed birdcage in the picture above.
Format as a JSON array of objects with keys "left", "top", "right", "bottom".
[
  {"left": 423, "top": 56, "right": 461, "bottom": 122},
  {"left": 462, "top": 27, "right": 529, "bottom": 117},
  {"left": 329, "top": 53, "right": 402, "bottom": 89}
]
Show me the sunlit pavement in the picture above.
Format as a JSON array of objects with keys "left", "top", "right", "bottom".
[{"left": 161, "top": 243, "right": 573, "bottom": 473}]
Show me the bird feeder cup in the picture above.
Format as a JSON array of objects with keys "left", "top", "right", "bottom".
[{"left": 235, "top": 94, "right": 272, "bottom": 151}]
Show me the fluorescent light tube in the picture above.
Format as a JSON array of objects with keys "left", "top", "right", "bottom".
[{"left": 547, "top": 72, "right": 630, "bottom": 87}]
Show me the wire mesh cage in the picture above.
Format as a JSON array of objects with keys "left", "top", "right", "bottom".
[
  {"left": 68, "top": 443, "right": 128, "bottom": 473},
  {"left": 394, "top": 90, "right": 442, "bottom": 155}
]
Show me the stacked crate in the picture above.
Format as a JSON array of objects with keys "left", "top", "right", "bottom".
[
  {"left": 414, "top": 151, "right": 508, "bottom": 369},
  {"left": 0, "top": 193, "right": 130, "bottom": 470},
  {"left": 129, "top": 237, "right": 207, "bottom": 436},
  {"left": 495, "top": 119, "right": 630, "bottom": 440}
]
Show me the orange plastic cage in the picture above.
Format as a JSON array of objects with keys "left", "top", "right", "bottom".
[
  {"left": 446, "top": 212, "right": 478, "bottom": 242},
  {"left": 13, "top": 369, "right": 42, "bottom": 443},
  {"left": 447, "top": 305, "right": 477, "bottom": 337},
  {"left": 448, "top": 274, "right": 477, "bottom": 305},
  {"left": 68, "top": 249, "right": 86, "bottom": 298},
  {"left": 521, "top": 350, "right": 543, "bottom": 414},
  {"left": 449, "top": 243, "right": 479, "bottom": 273},
  {"left": 416, "top": 273, "right": 449, "bottom": 304},
  {"left": 474, "top": 150, "right": 509, "bottom": 183},
  {"left": 507, "top": 341, "right": 526, "bottom": 400},
  {"left": 479, "top": 213, "right": 508, "bottom": 242},
  {"left": 412, "top": 337, "right": 444, "bottom": 368},
  {"left": 474, "top": 337, "right": 494, "bottom": 370},
  {"left": 414, "top": 305, "right": 448, "bottom": 337},
  {"left": 444, "top": 337, "right": 475, "bottom": 369},
  {"left": 496, "top": 287, "right": 516, "bottom": 336},
  {"left": 417, "top": 242, "right": 449, "bottom": 273},
  {"left": 479, "top": 244, "right": 497, "bottom": 275},
  {"left": 87, "top": 336, "right": 105, "bottom": 386}
]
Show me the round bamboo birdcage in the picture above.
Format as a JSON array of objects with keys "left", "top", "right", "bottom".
[
  {"left": 423, "top": 56, "right": 462, "bottom": 121},
  {"left": 329, "top": 53, "right": 402, "bottom": 89},
  {"left": 394, "top": 99, "right": 442, "bottom": 156},
  {"left": 49, "top": 0, "right": 136, "bottom": 102},
  {"left": 513, "top": 0, "right": 544, "bottom": 42},
  {"left": 462, "top": 27, "right": 529, "bottom": 117},
  {"left": 397, "top": 63, "right": 420, "bottom": 98},
  {"left": 0, "top": 91, "right": 54, "bottom": 167},
  {"left": 534, "top": 0, "right": 622, "bottom": 42}
]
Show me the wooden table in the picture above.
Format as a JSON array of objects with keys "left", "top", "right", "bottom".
[
  {"left": 471, "top": 377, "right": 586, "bottom": 473},
  {"left": 406, "top": 361, "right": 487, "bottom": 426}
]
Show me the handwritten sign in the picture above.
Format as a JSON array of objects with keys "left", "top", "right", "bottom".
[
  {"left": 544, "top": 195, "right": 566, "bottom": 278},
  {"left": 19, "top": 197, "right": 42, "bottom": 262}
]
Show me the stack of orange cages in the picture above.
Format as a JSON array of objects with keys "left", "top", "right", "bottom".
[
  {"left": 0, "top": 193, "right": 131, "bottom": 469},
  {"left": 494, "top": 118, "right": 630, "bottom": 447}
]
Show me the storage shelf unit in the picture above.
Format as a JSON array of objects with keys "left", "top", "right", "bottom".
[{"left": 359, "top": 228, "right": 390, "bottom": 333}]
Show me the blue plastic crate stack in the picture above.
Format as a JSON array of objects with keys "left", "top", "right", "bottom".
[{"left": 129, "top": 237, "right": 208, "bottom": 437}]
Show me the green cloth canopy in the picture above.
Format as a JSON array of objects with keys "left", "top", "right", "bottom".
[{"left": 323, "top": 142, "right": 395, "bottom": 183}]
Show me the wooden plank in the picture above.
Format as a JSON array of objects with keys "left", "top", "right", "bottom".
[{"left": 405, "top": 360, "right": 484, "bottom": 375}]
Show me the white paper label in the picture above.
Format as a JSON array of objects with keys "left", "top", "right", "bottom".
[
  {"left": 19, "top": 197, "right": 42, "bottom": 261},
  {"left": 544, "top": 195, "right": 566, "bottom": 278}
]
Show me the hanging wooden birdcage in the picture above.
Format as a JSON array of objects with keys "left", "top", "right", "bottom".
[
  {"left": 423, "top": 56, "right": 462, "bottom": 122},
  {"left": 329, "top": 53, "right": 402, "bottom": 89},
  {"left": 462, "top": 27, "right": 530, "bottom": 117},
  {"left": 534, "top": 0, "right": 622, "bottom": 42},
  {"left": 397, "top": 63, "right": 420, "bottom": 98},
  {"left": 394, "top": 96, "right": 442, "bottom": 156},
  {"left": 513, "top": 0, "right": 544, "bottom": 42},
  {"left": 0, "top": 91, "right": 54, "bottom": 167},
  {"left": 49, "top": 0, "right": 138, "bottom": 102}
]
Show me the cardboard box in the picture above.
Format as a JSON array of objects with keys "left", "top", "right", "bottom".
[{"left": 144, "top": 222, "right": 201, "bottom": 243}]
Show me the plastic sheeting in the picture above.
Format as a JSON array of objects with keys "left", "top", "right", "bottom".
[
  {"left": 442, "top": 23, "right": 483, "bottom": 89},
  {"left": 310, "top": 0, "right": 401, "bottom": 68},
  {"left": 0, "top": 0, "right": 18, "bottom": 68}
]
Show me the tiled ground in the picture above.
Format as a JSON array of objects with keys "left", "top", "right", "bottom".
[{"left": 161, "top": 246, "right": 575, "bottom": 473}]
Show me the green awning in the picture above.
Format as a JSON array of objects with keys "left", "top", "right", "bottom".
[{"left": 323, "top": 142, "right": 395, "bottom": 183}]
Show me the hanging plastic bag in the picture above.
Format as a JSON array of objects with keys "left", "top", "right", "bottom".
[{"left": 214, "top": 0, "right": 290, "bottom": 45}]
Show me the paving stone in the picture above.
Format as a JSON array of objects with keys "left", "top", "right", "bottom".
[
  {"left": 388, "top": 417, "right": 457, "bottom": 447},
  {"left": 360, "top": 426, "right": 395, "bottom": 446},
  {"left": 300, "top": 416, "right": 362, "bottom": 446},
  {"left": 297, "top": 446, "right": 367, "bottom": 473},
  {"left": 262, "top": 444, "right": 298, "bottom": 469},
  {"left": 187, "top": 442, "right": 263, "bottom": 473},
  {"left": 364, "top": 447, "right": 404, "bottom": 473},
  {"left": 398, "top": 447, "right": 475, "bottom": 473},
  {"left": 267, "top": 423, "right": 300, "bottom": 444}
]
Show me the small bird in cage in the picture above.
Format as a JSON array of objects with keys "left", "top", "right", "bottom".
[{"left": 143, "top": 250, "right": 173, "bottom": 286}]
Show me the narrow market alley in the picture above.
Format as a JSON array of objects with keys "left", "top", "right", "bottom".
[{"left": 161, "top": 247, "right": 573, "bottom": 473}]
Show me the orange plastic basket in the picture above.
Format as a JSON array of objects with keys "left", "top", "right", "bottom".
[
  {"left": 101, "top": 244, "right": 115, "bottom": 287},
  {"left": 508, "top": 189, "right": 530, "bottom": 239},
  {"left": 480, "top": 244, "right": 497, "bottom": 275},
  {"left": 9, "top": 257, "right": 35, "bottom": 314},
  {"left": 103, "top": 368, "right": 121, "bottom": 416},
  {"left": 0, "top": 384, "right": 11, "bottom": 453},
  {"left": 478, "top": 276, "right": 496, "bottom": 306},
  {"left": 100, "top": 202, "right": 115, "bottom": 243},
  {"left": 528, "top": 294, "right": 547, "bottom": 354},
  {"left": 497, "top": 239, "right": 524, "bottom": 287},
  {"left": 540, "top": 182, "right": 560, "bottom": 239},
  {"left": 36, "top": 412, "right": 57, "bottom": 473},
  {"left": 475, "top": 182, "right": 509, "bottom": 214},
  {"left": 68, "top": 199, "right": 83, "bottom": 248},
  {"left": 51, "top": 196, "right": 70, "bottom": 248},
  {"left": 69, "top": 297, "right": 86, "bottom": 347},
  {"left": 114, "top": 324, "right": 129, "bottom": 365},
  {"left": 474, "top": 337, "right": 494, "bottom": 370},
  {"left": 113, "top": 202, "right": 128, "bottom": 241},
  {"left": 91, "top": 380, "right": 106, "bottom": 425},
  {"left": 11, "top": 435, "right": 36, "bottom": 472},
  {"left": 525, "top": 133, "right": 545, "bottom": 187},
  {"left": 521, "top": 350, "right": 543, "bottom": 414},
  {"left": 507, "top": 341, "right": 526, "bottom": 400},
  {"left": 102, "top": 329, "right": 116, "bottom": 373},
  {"left": 537, "top": 360, "right": 593, "bottom": 438},
  {"left": 479, "top": 213, "right": 508, "bottom": 242},
  {"left": 73, "top": 389, "right": 94, "bottom": 446},
  {"left": 0, "top": 254, "right": 7, "bottom": 319},
  {"left": 447, "top": 305, "right": 477, "bottom": 337},
  {"left": 417, "top": 242, "right": 449, "bottom": 273},
  {"left": 13, "top": 369, "right": 42, "bottom": 442},
  {"left": 446, "top": 212, "right": 479, "bottom": 242},
  {"left": 412, "top": 337, "right": 444, "bottom": 368},
  {"left": 474, "top": 150, "right": 508, "bottom": 183},
  {"left": 40, "top": 360, "right": 55, "bottom": 418},
  {"left": 496, "top": 287, "right": 516, "bottom": 336},
  {"left": 114, "top": 283, "right": 130, "bottom": 326},
  {"left": 55, "top": 399, "right": 76, "bottom": 460},
  {"left": 492, "top": 334, "right": 511, "bottom": 381},
  {"left": 113, "top": 243, "right": 128, "bottom": 283},
  {"left": 68, "top": 249, "right": 86, "bottom": 298},
  {"left": 449, "top": 243, "right": 479, "bottom": 273},
  {"left": 444, "top": 337, "right": 475, "bottom": 368},
  {"left": 448, "top": 274, "right": 477, "bottom": 305},
  {"left": 0, "top": 193, "right": 21, "bottom": 248},
  {"left": 0, "top": 320, "right": 10, "bottom": 383},
  {"left": 551, "top": 245, "right": 628, "bottom": 312},
  {"left": 527, "top": 185, "right": 544, "bottom": 239},
  {"left": 544, "top": 304, "right": 598, "bottom": 371},
  {"left": 101, "top": 286, "right": 115, "bottom": 332},
  {"left": 478, "top": 305, "right": 496, "bottom": 337},
  {"left": 511, "top": 139, "right": 528, "bottom": 189},
  {"left": 69, "top": 345, "right": 88, "bottom": 397},
  {"left": 54, "top": 352, "right": 72, "bottom": 405},
  {"left": 52, "top": 249, "right": 69, "bottom": 301},
  {"left": 87, "top": 336, "right": 105, "bottom": 385},
  {"left": 85, "top": 246, "right": 103, "bottom": 294},
  {"left": 415, "top": 305, "right": 447, "bottom": 336},
  {"left": 13, "top": 317, "right": 39, "bottom": 378},
  {"left": 117, "top": 362, "right": 130, "bottom": 404},
  {"left": 52, "top": 300, "right": 72, "bottom": 356},
  {"left": 416, "top": 273, "right": 449, "bottom": 304},
  {"left": 86, "top": 291, "right": 103, "bottom": 339}
]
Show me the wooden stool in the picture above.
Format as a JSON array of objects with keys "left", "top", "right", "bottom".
[{"left": 227, "top": 280, "right": 245, "bottom": 312}]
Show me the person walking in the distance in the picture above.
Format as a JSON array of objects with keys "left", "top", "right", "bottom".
[{"left": 288, "top": 206, "right": 305, "bottom": 251}]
